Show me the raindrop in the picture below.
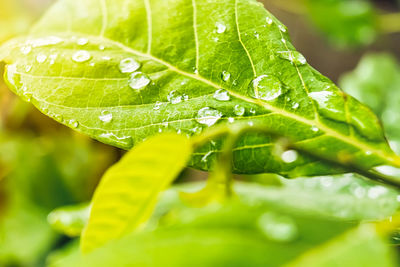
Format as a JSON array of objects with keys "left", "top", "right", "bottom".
[
  {"left": 278, "top": 25, "right": 287, "bottom": 32},
  {"left": 257, "top": 212, "right": 298, "bottom": 242},
  {"left": 119, "top": 57, "right": 141, "bottom": 73},
  {"left": 72, "top": 50, "right": 91, "bottom": 63},
  {"left": 77, "top": 37, "right": 89, "bottom": 46},
  {"left": 277, "top": 51, "right": 307, "bottom": 65},
  {"left": 49, "top": 54, "right": 58, "bottom": 65},
  {"left": 221, "top": 71, "right": 231, "bottom": 82},
  {"left": 99, "top": 45, "right": 105, "bottom": 50},
  {"left": 100, "top": 133, "right": 133, "bottom": 148},
  {"left": 102, "top": 56, "right": 111, "bottom": 61},
  {"left": 167, "top": 90, "right": 184, "bottom": 104},
  {"left": 215, "top": 22, "right": 227, "bottom": 34},
  {"left": 36, "top": 53, "right": 47, "bottom": 63},
  {"left": 213, "top": 89, "right": 230, "bottom": 101},
  {"left": 196, "top": 107, "right": 223, "bottom": 126},
  {"left": 25, "top": 65, "right": 32, "bottom": 72},
  {"left": 311, "top": 126, "right": 319, "bottom": 132},
  {"left": 252, "top": 74, "right": 283, "bottom": 101},
  {"left": 129, "top": 72, "right": 151, "bottom": 90},
  {"left": 292, "top": 102, "right": 299, "bottom": 109},
  {"left": 309, "top": 91, "right": 343, "bottom": 118},
  {"left": 99, "top": 110, "right": 113, "bottom": 123},
  {"left": 234, "top": 105, "right": 245, "bottom": 116},
  {"left": 254, "top": 32, "right": 260, "bottom": 39},
  {"left": 281, "top": 150, "right": 298, "bottom": 163},
  {"left": 201, "top": 151, "right": 212, "bottom": 163},
  {"left": 228, "top": 117, "right": 235, "bottom": 123},
  {"left": 249, "top": 108, "right": 256, "bottom": 115},
  {"left": 69, "top": 119, "right": 79, "bottom": 128},
  {"left": 266, "top": 17, "right": 273, "bottom": 25},
  {"left": 153, "top": 101, "right": 162, "bottom": 110},
  {"left": 20, "top": 46, "right": 31, "bottom": 55}
]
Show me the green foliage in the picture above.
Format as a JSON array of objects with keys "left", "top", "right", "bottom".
[
  {"left": 81, "top": 133, "right": 192, "bottom": 253},
  {"left": 304, "top": 0, "right": 378, "bottom": 48},
  {"left": 0, "top": 0, "right": 398, "bottom": 178},
  {"left": 48, "top": 203, "right": 90, "bottom": 237}
]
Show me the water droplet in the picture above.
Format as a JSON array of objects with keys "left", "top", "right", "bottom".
[
  {"left": 311, "top": 126, "right": 319, "bottom": 132},
  {"left": 309, "top": 91, "right": 343, "bottom": 119},
  {"left": 277, "top": 51, "right": 307, "bottom": 65},
  {"left": 249, "top": 108, "right": 256, "bottom": 115},
  {"left": 281, "top": 150, "right": 298, "bottom": 163},
  {"left": 54, "top": 114, "right": 64, "bottom": 122},
  {"left": 266, "top": 17, "right": 273, "bottom": 25},
  {"left": 167, "top": 90, "right": 184, "bottom": 104},
  {"left": 215, "top": 22, "right": 226, "bottom": 34},
  {"left": 183, "top": 94, "right": 189, "bottom": 101},
  {"left": 29, "top": 36, "right": 63, "bottom": 47},
  {"left": 228, "top": 117, "right": 235, "bottom": 123},
  {"left": 196, "top": 107, "right": 223, "bottom": 126},
  {"left": 72, "top": 50, "right": 91, "bottom": 63},
  {"left": 102, "top": 56, "right": 111, "bottom": 61},
  {"left": 25, "top": 65, "right": 32, "bottom": 72},
  {"left": 221, "top": 71, "right": 231, "bottom": 82},
  {"left": 281, "top": 38, "right": 286, "bottom": 44},
  {"left": 99, "top": 110, "right": 113, "bottom": 123},
  {"left": 153, "top": 101, "right": 162, "bottom": 110},
  {"left": 213, "top": 89, "right": 230, "bottom": 101},
  {"left": 22, "top": 91, "right": 33, "bottom": 102},
  {"left": 20, "top": 46, "right": 31, "bottom": 55},
  {"left": 49, "top": 54, "right": 58, "bottom": 65},
  {"left": 234, "top": 105, "right": 245, "bottom": 116},
  {"left": 248, "top": 121, "right": 254, "bottom": 126},
  {"left": 69, "top": 119, "right": 79, "bottom": 128},
  {"left": 100, "top": 133, "right": 133, "bottom": 148},
  {"left": 252, "top": 75, "right": 283, "bottom": 101},
  {"left": 257, "top": 212, "right": 298, "bottom": 242},
  {"left": 254, "top": 32, "right": 260, "bottom": 39},
  {"left": 278, "top": 25, "right": 287, "bottom": 32},
  {"left": 99, "top": 45, "right": 105, "bottom": 50},
  {"left": 119, "top": 58, "right": 141, "bottom": 73},
  {"left": 368, "top": 186, "right": 389, "bottom": 199},
  {"left": 36, "top": 53, "right": 47, "bottom": 63},
  {"left": 129, "top": 72, "right": 151, "bottom": 90},
  {"left": 77, "top": 37, "right": 88, "bottom": 46},
  {"left": 292, "top": 102, "right": 299, "bottom": 109},
  {"left": 374, "top": 165, "right": 400, "bottom": 177}
]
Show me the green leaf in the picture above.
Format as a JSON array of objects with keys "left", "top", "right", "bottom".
[
  {"left": 286, "top": 224, "right": 397, "bottom": 267},
  {"left": 48, "top": 203, "right": 90, "bottom": 237},
  {"left": 0, "top": 0, "right": 398, "bottom": 177},
  {"left": 339, "top": 53, "right": 400, "bottom": 147},
  {"left": 81, "top": 133, "right": 192, "bottom": 253},
  {"left": 304, "top": 0, "right": 378, "bottom": 48}
]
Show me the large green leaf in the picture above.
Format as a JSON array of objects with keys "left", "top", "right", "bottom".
[
  {"left": 81, "top": 133, "right": 192, "bottom": 253},
  {"left": 0, "top": 0, "right": 398, "bottom": 177}
]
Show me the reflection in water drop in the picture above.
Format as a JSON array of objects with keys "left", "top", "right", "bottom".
[
  {"left": 129, "top": 72, "right": 151, "bottom": 90},
  {"left": 100, "top": 133, "right": 133, "bottom": 148},
  {"left": 99, "top": 110, "right": 113, "bottom": 123},
  {"left": 119, "top": 58, "right": 141, "bottom": 73},
  {"left": 72, "top": 50, "right": 91, "bottom": 63},
  {"left": 213, "top": 89, "right": 230, "bottom": 101},
  {"left": 277, "top": 51, "right": 307, "bottom": 65},
  {"left": 234, "top": 105, "right": 245, "bottom": 116},
  {"left": 221, "top": 71, "right": 231, "bottom": 82},
  {"left": 215, "top": 22, "right": 227, "bottom": 33},
  {"left": 196, "top": 107, "right": 223, "bottom": 126},
  {"left": 252, "top": 75, "right": 283, "bottom": 101}
]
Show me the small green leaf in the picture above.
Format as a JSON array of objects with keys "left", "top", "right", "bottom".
[
  {"left": 0, "top": 0, "right": 398, "bottom": 177},
  {"left": 47, "top": 203, "right": 90, "bottom": 237},
  {"left": 80, "top": 133, "right": 192, "bottom": 253}
]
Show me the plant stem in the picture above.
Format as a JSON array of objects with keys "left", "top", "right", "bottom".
[{"left": 192, "top": 122, "right": 400, "bottom": 189}]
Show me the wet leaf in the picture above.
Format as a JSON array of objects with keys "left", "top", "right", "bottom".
[{"left": 0, "top": 0, "right": 398, "bottom": 177}]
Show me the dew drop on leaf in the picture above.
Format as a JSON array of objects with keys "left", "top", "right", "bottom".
[
  {"left": 72, "top": 50, "right": 91, "bottom": 63},
  {"left": 266, "top": 17, "right": 273, "bottom": 25},
  {"left": 20, "top": 46, "right": 31, "bottom": 55},
  {"left": 311, "top": 126, "right": 319, "bottom": 132},
  {"left": 215, "top": 22, "right": 226, "bottom": 33},
  {"left": 36, "top": 53, "right": 47, "bottom": 63},
  {"left": 281, "top": 150, "right": 298, "bottom": 163},
  {"left": 228, "top": 117, "right": 235, "bottom": 123},
  {"left": 221, "top": 71, "right": 231, "bottom": 82},
  {"left": 249, "top": 108, "right": 256, "bottom": 115},
  {"left": 167, "top": 90, "right": 184, "bottom": 104},
  {"left": 119, "top": 58, "right": 141, "bottom": 73},
  {"left": 100, "top": 133, "right": 133, "bottom": 148},
  {"left": 99, "top": 110, "right": 113, "bottom": 123},
  {"left": 292, "top": 102, "right": 299, "bottom": 109},
  {"left": 234, "top": 105, "right": 245, "bottom": 116},
  {"left": 153, "top": 101, "right": 162, "bottom": 110},
  {"left": 257, "top": 212, "right": 298, "bottom": 242},
  {"left": 69, "top": 119, "right": 79, "bottom": 128},
  {"left": 277, "top": 51, "right": 307, "bottom": 65},
  {"left": 252, "top": 75, "right": 283, "bottom": 101},
  {"left": 278, "top": 24, "right": 287, "bottom": 33},
  {"left": 196, "top": 107, "right": 223, "bottom": 126},
  {"left": 77, "top": 37, "right": 89, "bottom": 46},
  {"left": 129, "top": 72, "right": 151, "bottom": 90},
  {"left": 213, "top": 89, "right": 230, "bottom": 101}
]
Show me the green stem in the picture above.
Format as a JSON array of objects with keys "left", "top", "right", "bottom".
[{"left": 192, "top": 122, "right": 400, "bottom": 189}]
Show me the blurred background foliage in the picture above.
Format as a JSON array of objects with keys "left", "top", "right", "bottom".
[{"left": 0, "top": 0, "right": 400, "bottom": 266}]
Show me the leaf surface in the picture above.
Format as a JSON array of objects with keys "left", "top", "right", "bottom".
[
  {"left": 80, "top": 133, "right": 192, "bottom": 253},
  {"left": 0, "top": 0, "right": 398, "bottom": 176}
]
